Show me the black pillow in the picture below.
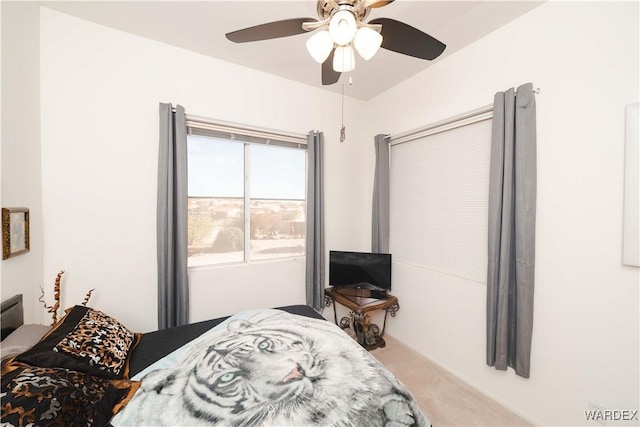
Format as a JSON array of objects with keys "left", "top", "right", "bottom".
[
  {"left": 17, "top": 306, "right": 140, "bottom": 379},
  {"left": 0, "top": 365, "right": 139, "bottom": 426}
]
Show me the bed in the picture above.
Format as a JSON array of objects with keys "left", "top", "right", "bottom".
[{"left": 1, "top": 294, "right": 429, "bottom": 426}]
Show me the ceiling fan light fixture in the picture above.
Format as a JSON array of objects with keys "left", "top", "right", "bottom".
[
  {"left": 306, "top": 30, "right": 333, "bottom": 63},
  {"left": 225, "top": 0, "right": 447, "bottom": 87},
  {"left": 354, "top": 27, "right": 383, "bottom": 60},
  {"left": 329, "top": 10, "right": 357, "bottom": 46},
  {"left": 333, "top": 45, "right": 355, "bottom": 72}
]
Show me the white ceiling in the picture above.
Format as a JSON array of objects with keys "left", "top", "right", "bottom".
[{"left": 40, "top": 0, "right": 543, "bottom": 100}]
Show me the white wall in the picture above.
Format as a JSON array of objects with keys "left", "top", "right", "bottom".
[
  {"left": 366, "top": 1, "right": 639, "bottom": 426},
  {"left": 38, "top": 7, "right": 371, "bottom": 332},
  {"left": 1, "top": 2, "right": 43, "bottom": 324},
  {"left": 6, "top": 2, "right": 638, "bottom": 425}
]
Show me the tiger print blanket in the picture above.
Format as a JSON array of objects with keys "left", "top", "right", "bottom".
[{"left": 111, "top": 309, "right": 429, "bottom": 427}]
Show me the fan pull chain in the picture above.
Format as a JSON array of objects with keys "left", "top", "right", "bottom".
[{"left": 340, "top": 83, "right": 346, "bottom": 143}]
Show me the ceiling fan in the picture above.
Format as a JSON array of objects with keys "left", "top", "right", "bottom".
[{"left": 225, "top": 0, "right": 446, "bottom": 86}]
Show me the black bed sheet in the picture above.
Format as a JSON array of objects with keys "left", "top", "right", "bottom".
[{"left": 129, "top": 305, "right": 323, "bottom": 377}]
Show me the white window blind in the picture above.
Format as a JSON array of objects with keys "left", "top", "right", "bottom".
[
  {"left": 185, "top": 114, "right": 306, "bottom": 148},
  {"left": 390, "top": 117, "right": 492, "bottom": 283}
]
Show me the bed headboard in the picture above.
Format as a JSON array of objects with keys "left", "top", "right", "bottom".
[{"left": 1, "top": 294, "right": 24, "bottom": 340}]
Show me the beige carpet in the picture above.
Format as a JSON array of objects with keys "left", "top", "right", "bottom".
[{"left": 372, "top": 336, "right": 533, "bottom": 427}]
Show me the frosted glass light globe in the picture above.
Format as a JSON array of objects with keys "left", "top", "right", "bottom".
[
  {"left": 306, "top": 30, "right": 333, "bottom": 63},
  {"left": 354, "top": 27, "right": 383, "bottom": 60},
  {"left": 329, "top": 10, "right": 357, "bottom": 46},
  {"left": 333, "top": 45, "right": 355, "bottom": 72}
]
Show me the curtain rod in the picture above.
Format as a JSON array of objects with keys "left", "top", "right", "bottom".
[
  {"left": 390, "top": 104, "right": 493, "bottom": 146},
  {"left": 169, "top": 109, "right": 307, "bottom": 144},
  {"left": 390, "top": 87, "right": 540, "bottom": 146},
  {"left": 186, "top": 114, "right": 306, "bottom": 140}
]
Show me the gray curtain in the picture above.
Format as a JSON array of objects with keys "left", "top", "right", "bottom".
[
  {"left": 305, "top": 131, "right": 325, "bottom": 310},
  {"left": 372, "top": 134, "right": 391, "bottom": 253},
  {"left": 157, "top": 103, "right": 189, "bottom": 329},
  {"left": 486, "top": 83, "right": 537, "bottom": 378}
]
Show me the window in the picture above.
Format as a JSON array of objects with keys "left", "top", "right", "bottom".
[
  {"left": 390, "top": 117, "right": 492, "bottom": 282},
  {"left": 186, "top": 121, "right": 307, "bottom": 267}
]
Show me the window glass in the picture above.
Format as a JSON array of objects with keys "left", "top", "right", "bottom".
[
  {"left": 187, "top": 134, "right": 306, "bottom": 267},
  {"left": 188, "top": 136, "right": 243, "bottom": 197},
  {"left": 250, "top": 144, "right": 306, "bottom": 199},
  {"left": 249, "top": 145, "right": 306, "bottom": 260}
]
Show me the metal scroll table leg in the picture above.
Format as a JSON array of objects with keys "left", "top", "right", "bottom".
[
  {"left": 324, "top": 294, "right": 338, "bottom": 325},
  {"left": 380, "top": 302, "right": 400, "bottom": 337},
  {"left": 353, "top": 311, "right": 365, "bottom": 346}
]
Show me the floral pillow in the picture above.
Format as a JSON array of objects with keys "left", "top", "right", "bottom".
[
  {"left": 16, "top": 306, "right": 141, "bottom": 379},
  {"left": 0, "top": 365, "right": 139, "bottom": 426}
]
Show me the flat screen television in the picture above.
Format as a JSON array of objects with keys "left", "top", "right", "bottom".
[{"left": 329, "top": 250, "right": 392, "bottom": 291}]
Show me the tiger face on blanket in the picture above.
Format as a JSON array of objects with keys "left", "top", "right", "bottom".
[{"left": 115, "top": 309, "right": 427, "bottom": 427}]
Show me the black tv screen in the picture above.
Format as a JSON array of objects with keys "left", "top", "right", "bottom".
[{"left": 329, "top": 251, "right": 392, "bottom": 291}]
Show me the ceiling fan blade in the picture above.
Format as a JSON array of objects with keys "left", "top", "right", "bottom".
[
  {"left": 363, "top": 0, "right": 395, "bottom": 8},
  {"left": 322, "top": 50, "right": 341, "bottom": 85},
  {"left": 226, "top": 18, "right": 318, "bottom": 43},
  {"left": 369, "top": 18, "right": 446, "bottom": 60}
]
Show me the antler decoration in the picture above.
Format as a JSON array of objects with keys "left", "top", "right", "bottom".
[
  {"left": 39, "top": 270, "right": 94, "bottom": 325},
  {"left": 51, "top": 270, "right": 63, "bottom": 323},
  {"left": 82, "top": 289, "right": 95, "bottom": 306},
  {"left": 38, "top": 286, "right": 56, "bottom": 325}
]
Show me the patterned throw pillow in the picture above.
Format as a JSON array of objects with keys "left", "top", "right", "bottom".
[
  {"left": 16, "top": 306, "right": 141, "bottom": 380},
  {"left": 0, "top": 365, "right": 139, "bottom": 426},
  {"left": 55, "top": 308, "right": 136, "bottom": 376}
]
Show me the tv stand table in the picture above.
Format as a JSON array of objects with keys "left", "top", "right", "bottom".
[{"left": 324, "top": 286, "right": 399, "bottom": 351}]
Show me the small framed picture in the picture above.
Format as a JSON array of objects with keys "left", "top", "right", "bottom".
[{"left": 2, "top": 208, "right": 30, "bottom": 260}]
